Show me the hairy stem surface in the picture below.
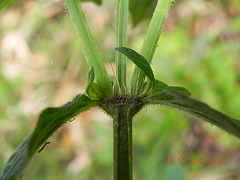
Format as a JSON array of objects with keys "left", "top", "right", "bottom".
[
  {"left": 100, "top": 95, "right": 144, "bottom": 180},
  {"left": 65, "top": 0, "right": 112, "bottom": 96},
  {"left": 113, "top": 107, "right": 133, "bottom": 180},
  {"left": 116, "top": 0, "right": 129, "bottom": 93},
  {"left": 131, "top": 0, "right": 174, "bottom": 95}
]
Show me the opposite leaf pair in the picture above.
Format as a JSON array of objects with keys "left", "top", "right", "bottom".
[{"left": 1, "top": 47, "right": 240, "bottom": 180}]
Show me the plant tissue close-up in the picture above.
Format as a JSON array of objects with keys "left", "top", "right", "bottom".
[{"left": 1, "top": 0, "right": 240, "bottom": 179}]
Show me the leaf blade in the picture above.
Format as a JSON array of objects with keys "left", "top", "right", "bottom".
[
  {"left": 130, "top": 0, "right": 174, "bottom": 95},
  {"left": 85, "top": 67, "right": 103, "bottom": 100},
  {"left": 0, "top": 136, "right": 30, "bottom": 180},
  {"left": 1, "top": 94, "right": 98, "bottom": 179},
  {"left": 28, "top": 94, "right": 98, "bottom": 157},
  {"left": 65, "top": 0, "right": 112, "bottom": 96},
  {"left": 81, "top": 0, "right": 101, "bottom": 5},
  {"left": 153, "top": 80, "right": 191, "bottom": 96},
  {"left": 116, "top": 0, "right": 129, "bottom": 93},
  {"left": 115, "top": 47, "right": 155, "bottom": 82},
  {"left": 145, "top": 90, "right": 240, "bottom": 138},
  {"left": 85, "top": 67, "right": 95, "bottom": 95}
]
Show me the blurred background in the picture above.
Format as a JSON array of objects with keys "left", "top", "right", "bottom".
[{"left": 1, "top": 0, "right": 240, "bottom": 179}]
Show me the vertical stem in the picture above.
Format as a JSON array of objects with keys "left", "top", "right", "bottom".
[
  {"left": 116, "top": 0, "right": 129, "bottom": 93},
  {"left": 113, "top": 107, "right": 133, "bottom": 180},
  {"left": 130, "top": 0, "right": 174, "bottom": 95}
]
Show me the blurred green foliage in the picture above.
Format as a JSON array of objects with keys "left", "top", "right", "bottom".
[{"left": 1, "top": 0, "right": 240, "bottom": 179}]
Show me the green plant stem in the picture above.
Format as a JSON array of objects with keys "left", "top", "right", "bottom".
[
  {"left": 116, "top": 0, "right": 129, "bottom": 93},
  {"left": 100, "top": 96, "right": 143, "bottom": 180},
  {"left": 65, "top": 0, "right": 112, "bottom": 96},
  {"left": 130, "top": 0, "right": 174, "bottom": 95},
  {"left": 113, "top": 107, "right": 133, "bottom": 180}
]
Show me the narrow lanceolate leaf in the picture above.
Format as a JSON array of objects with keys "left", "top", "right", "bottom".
[
  {"left": 1, "top": 94, "right": 98, "bottom": 180},
  {"left": 131, "top": 0, "right": 174, "bottom": 95},
  {"left": 116, "top": 0, "right": 129, "bottom": 93},
  {"left": 115, "top": 47, "right": 155, "bottom": 82},
  {"left": 0, "top": 0, "right": 13, "bottom": 10},
  {"left": 28, "top": 94, "right": 98, "bottom": 158},
  {"left": 152, "top": 80, "right": 191, "bottom": 97},
  {"left": 0, "top": 136, "right": 30, "bottom": 180},
  {"left": 140, "top": 0, "right": 175, "bottom": 64},
  {"left": 81, "top": 0, "right": 101, "bottom": 5},
  {"left": 65, "top": 0, "right": 112, "bottom": 96},
  {"left": 145, "top": 90, "right": 240, "bottom": 138}
]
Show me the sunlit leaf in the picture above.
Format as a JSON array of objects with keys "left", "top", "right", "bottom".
[
  {"left": 115, "top": 47, "right": 155, "bottom": 82},
  {"left": 0, "top": 136, "right": 30, "bottom": 180},
  {"left": 145, "top": 90, "right": 240, "bottom": 138}
]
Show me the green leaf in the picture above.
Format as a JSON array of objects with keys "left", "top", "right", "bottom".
[
  {"left": 0, "top": 136, "right": 30, "bottom": 180},
  {"left": 86, "top": 67, "right": 95, "bottom": 95},
  {"left": 1, "top": 95, "right": 98, "bottom": 179},
  {"left": 130, "top": 0, "right": 174, "bottom": 95},
  {"left": 116, "top": 0, "right": 129, "bottom": 93},
  {"left": 129, "top": 0, "right": 158, "bottom": 27},
  {"left": 65, "top": 0, "right": 112, "bottom": 96},
  {"left": 0, "top": 0, "right": 13, "bottom": 10},
  {"left": 153, "top": 80, "right": 191, "bottom": 96},
  {"left": 145, "top": 90, "right": 240, "bottom": 138},
  {"left": 115, "top": 47, "right": 155, "bottom": 82},
  {"left": 28, "top": 94, "right": 98, "bottom": 158},
  {"left": 85, "top": 67, "right": 103, "bottom": 100},
  {"left": 81, "top": 0, "right": 101, "bottom": 5},
  {"left": 87, "top": 82, "right": 103, "bottom": 100}
]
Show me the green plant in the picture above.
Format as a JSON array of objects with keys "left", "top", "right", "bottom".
[{"left": 1, "top": 0, "right": 240, "bottom": 179}]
